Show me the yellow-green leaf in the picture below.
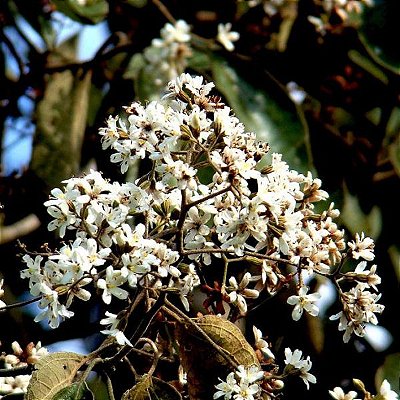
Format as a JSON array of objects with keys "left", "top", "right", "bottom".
[
  {"left": 26, "top": 352, "right": 84, "bottom": 400},
  {"left": 121, "top": 375, "right": 152, "bottom": 400}
]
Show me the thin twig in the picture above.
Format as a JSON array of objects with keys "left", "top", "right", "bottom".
[
  {"left": 151, "top": 0, "right": 177, "bottom": 25},
  {"left": 0, "top": 296, "right": 41, "bottom": 313}
]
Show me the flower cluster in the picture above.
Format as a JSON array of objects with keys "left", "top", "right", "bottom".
[
  {"left": 14, "top": 72, "right": 389, "bottom": 400},
  {"left": 0, "top": 342, "right": 48, "bottom": 396},
  {"left": 142, "top": 19, "right": 192, "bottom": 91},
  {"left": 329, "top": 378, "right": 398, "bottom": 400},
  {"left": 20, "top": 168, "right": 199, "bottom": 329},
  {"left": 283, "top": 348, "right": 316, "bottom": 390},
  {"left": 136, "top": 19, "right": 239, "bottom": 97},
  {"left": 214, "top": 345, "right": 317, "bottom": 399},
  {"left": 214, "top": 365, "right": 264, "bottom": 400},
  {"left": 308, "top": 0, "right": 374, "bottom": 35},
  {"left": 20, "top": 73, "right": 384, "bottom": 345},
  {"left": 247, "top": 0, "right": 373, "bottom": 37}
]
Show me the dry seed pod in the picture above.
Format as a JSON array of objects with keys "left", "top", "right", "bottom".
[{"left": 177, "top": 315, "right": 259, "bottom": 400}]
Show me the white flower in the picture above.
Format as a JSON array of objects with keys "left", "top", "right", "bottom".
[
  {"left": 297, "top": 357, "right": 316, "bottom": 390},
  {"left": 253, "top": 326, "right": 275, "bottom": 359},
  {"left": 352, "top": 261, "right": 381, "bottom": 290},
  {"left": 100, "top": 311, "right": 133, "bottom": 346},
  {"left": 232, "top": 380, "right": 260, "bottom": 400},
  {"left": 98, "top": 115, "right": 120, "bottom": 149},
  {"left": 284, "top": 347, "right": 305, "bottom": 369},
  {"left": 159, "top": 20, "right": 191, "bottom": 43},
  {"left": 217, "top": 23, "right": 240, "bottom": 52},
  {"left": 287, "top": 286, "right": 321, "bottom": 321},
  {"left": 236, "top": 365, "right": 264, "bottom": 384},
  {"left": 228, "top": 273, "right": 259, "bottom": 314},
  {"left": 34, "top": 289, "right": 74, "bottom": 329},
  {"left": 348, "top": 232, "right": 375, "bottom": 261},
  {"left": 378, "top": 379, "right": 398, "bottom": 400},
  {"left": 96, "top": 266, "right": 129, "bottom": 304},
  {"left": 284, "top": 348, "right": 316, "bottom": 389},
  {"left": 214, "top": 372, "right": 237, "bottom": 399},
  {"left": 328, "top": 387, "right": 360, "bottom": 400}
]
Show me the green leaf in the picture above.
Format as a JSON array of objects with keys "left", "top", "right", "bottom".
[
  {"left": 383, "top": 107, "right": 400, "bottom": 179},
  {"left": 348, "top": 50, "right": 388, "bottom": 85},
  {"left": 210, "top": 56, "right": 310, "bottom": 174},
  {"left": 359, "top": 1, "right": 400, "bottom": 74},
  {"left": 52, "top": 0, "right": 109, "bottom": 24},
  {"left": 340, "top": 184, "right": 382, "bottom": 238},
  {"left": 30, "top": 67, "right": 92, "bottom": 190},
  {"left": 375, "top": 353, "right": 400, "bottom": 396},
  {"left": 52, "top": 382, "right": 94, "bottom": 400},
  {"left": 124, "top": 51, "right": 168, "bottom": 102},
  {"left": 26, "top": 352, "right": 84, "bottom": 400},
  {"left": 388, "top": 245, "right": 400, "bottom": 283}
]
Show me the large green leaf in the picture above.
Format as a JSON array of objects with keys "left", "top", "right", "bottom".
[
  {"left": 210, "top": 56, "right": 310, "bottom": 174},
  {"left": 52, "top": 0, "right": 109, "bottom": 24}
]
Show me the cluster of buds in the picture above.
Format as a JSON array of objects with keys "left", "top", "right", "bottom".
[{"left": 0, "top": 341, "right": 48, "bottom": 396}]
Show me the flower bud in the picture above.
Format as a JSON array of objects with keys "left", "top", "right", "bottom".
[{"left": 11, "top": 341, "right": 23, "bottom": 356}]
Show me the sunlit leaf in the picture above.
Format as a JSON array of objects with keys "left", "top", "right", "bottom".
[
  {"left": 26, "top": 352, "right": 84, "bottom": 400},
  {"left": 210, "top": 56, "right": 310, "bottom": 174},
  {"left": 52, "top": 0, "right": 109, "bottom": 24}
]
